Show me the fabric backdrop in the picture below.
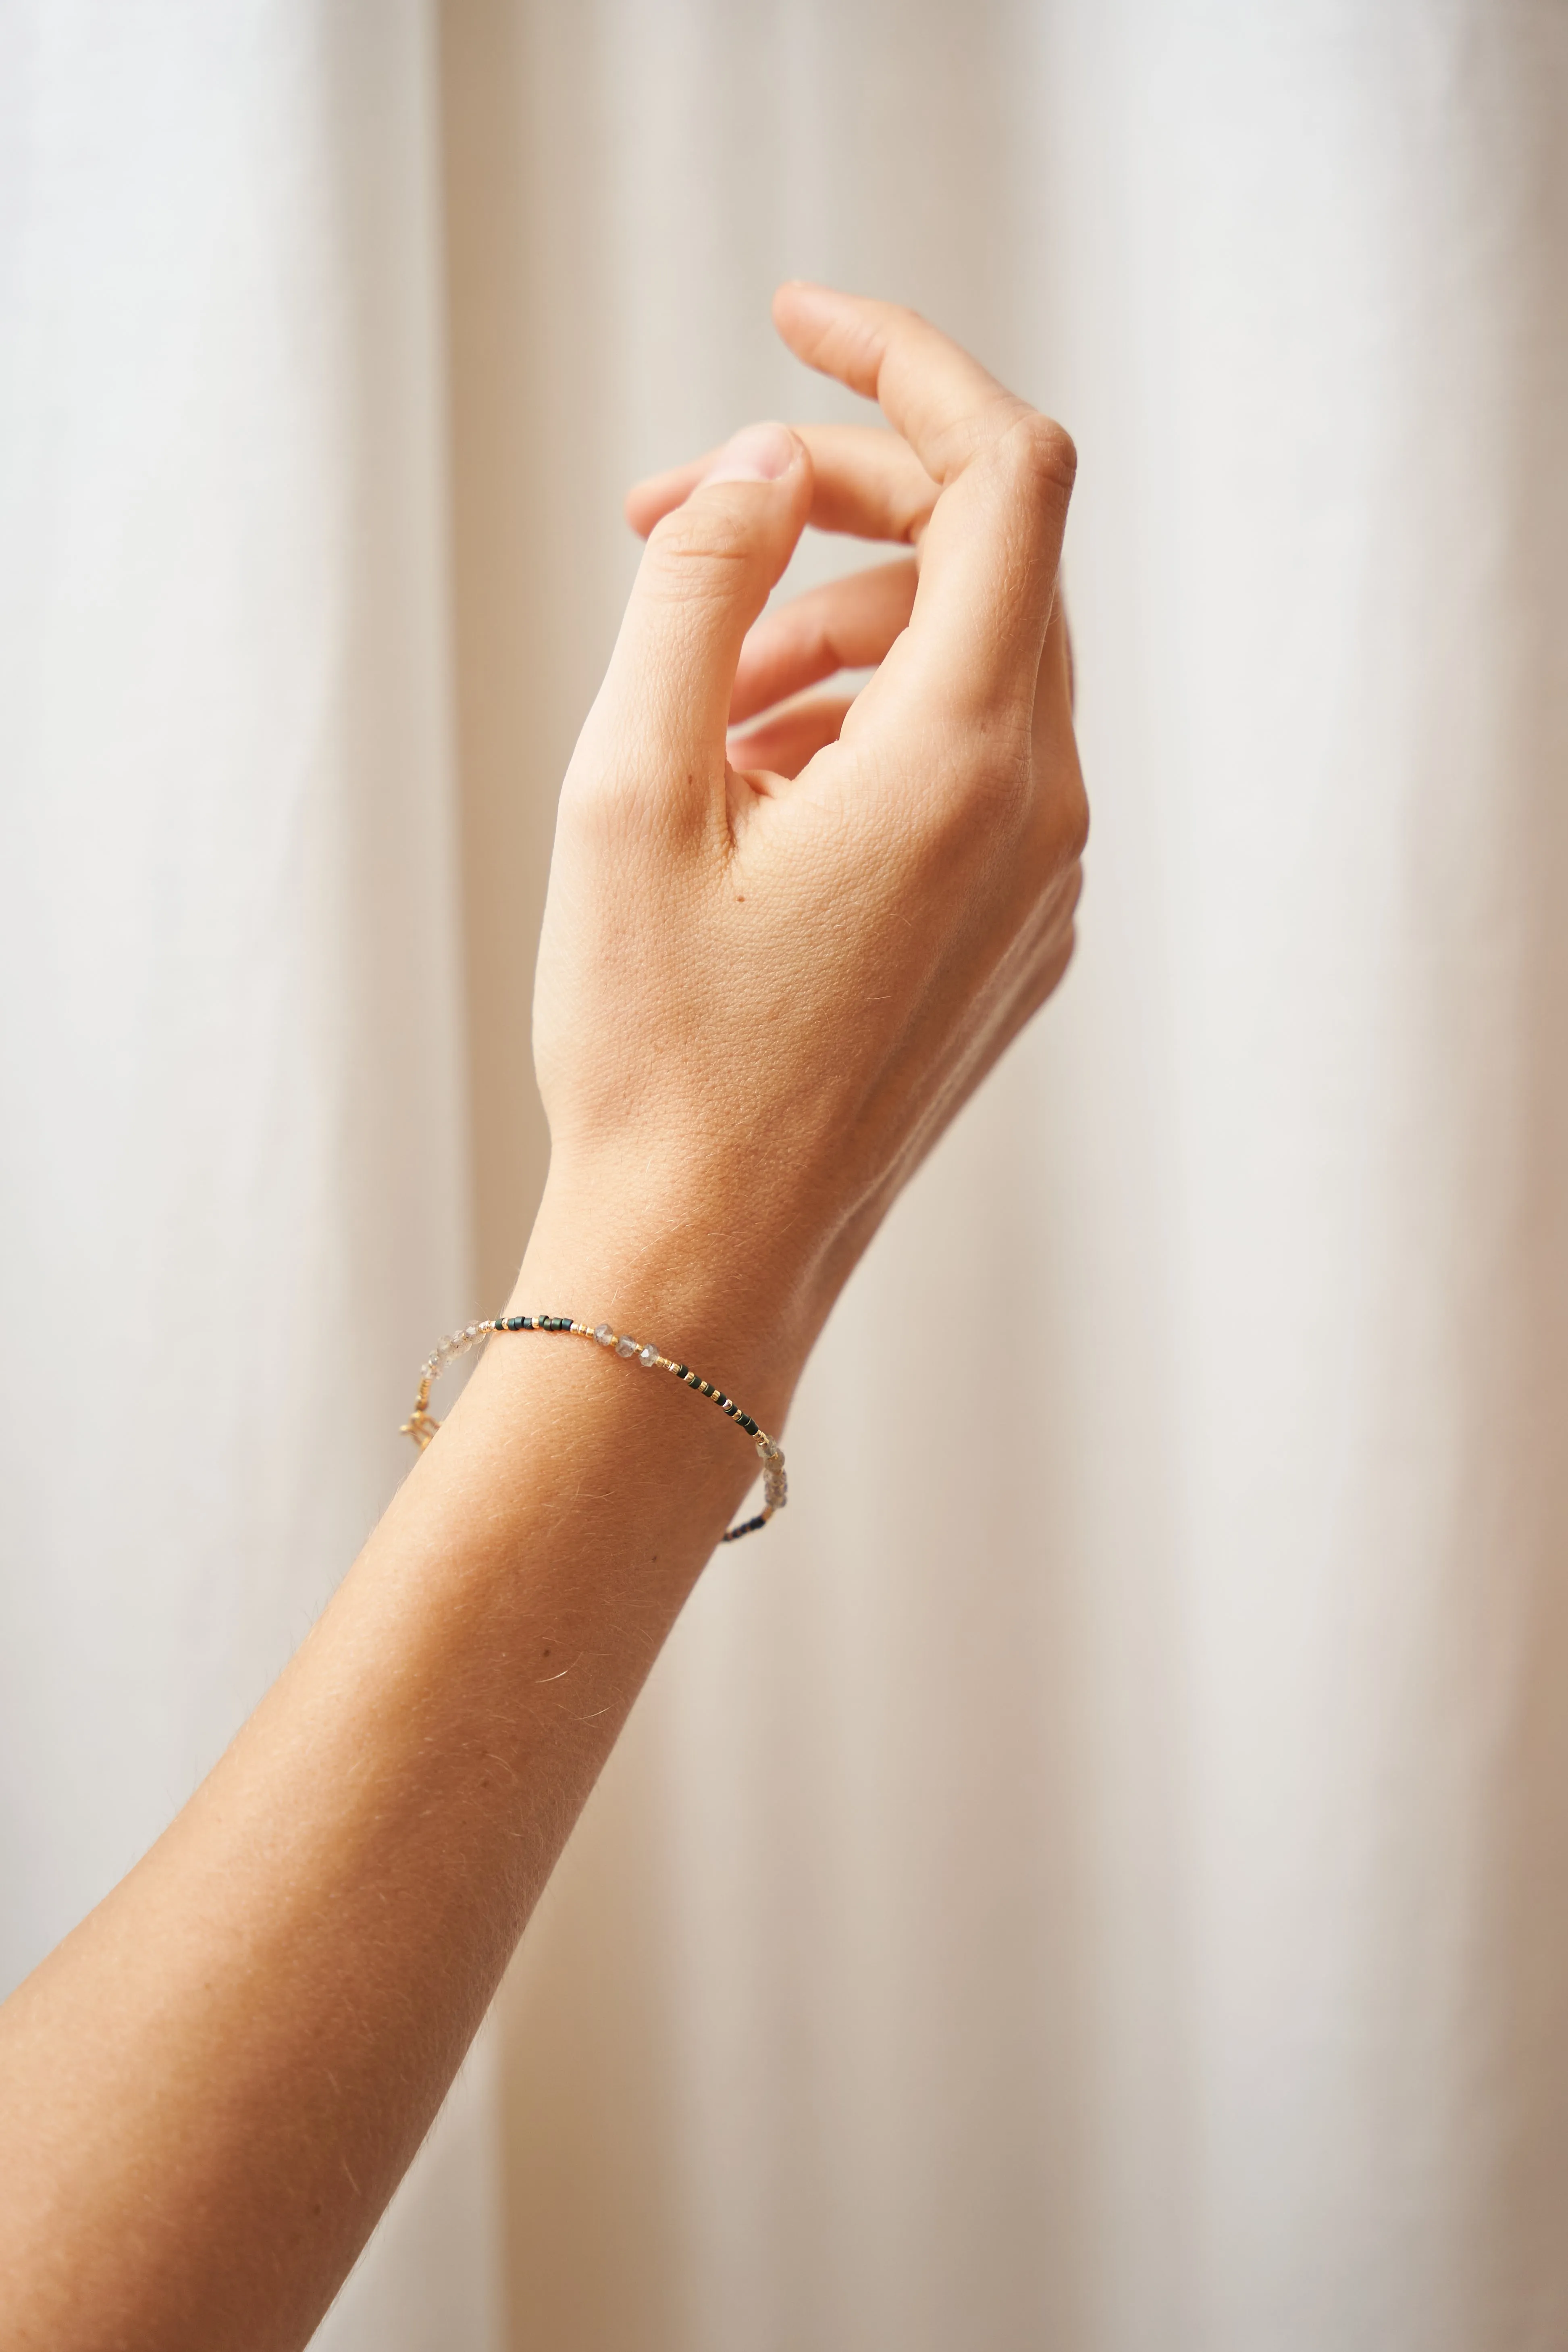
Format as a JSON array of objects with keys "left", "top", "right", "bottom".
[
  {"left": 0, "top": 7, "right": 500, "bottom": 2346},
  {"left": 4, "top": 4, "right": 1567, "bottom": 2349}
]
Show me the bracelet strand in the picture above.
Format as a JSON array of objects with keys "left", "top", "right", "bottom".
[{"left": 401, "top": 1315, "right": 787, "bottom": 1542}]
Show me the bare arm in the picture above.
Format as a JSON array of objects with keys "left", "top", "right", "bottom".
[{"left": 0, "top": 287, "right": 1086, "bottom": 2351}]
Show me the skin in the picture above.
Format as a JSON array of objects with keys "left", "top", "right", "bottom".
[{"left": 0, "top": 285, "right": 1086, "bottom": 2351}]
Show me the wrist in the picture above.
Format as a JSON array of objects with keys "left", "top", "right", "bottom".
[{"left": 511, "top": 1166, "right": 819, "bottom": 1436}]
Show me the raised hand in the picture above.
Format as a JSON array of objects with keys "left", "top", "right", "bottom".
[
  {"left": 526, "top": 285, "right": 1087, "bottom": 1403},
  {"left": 0, "top": 287, "right": 1088, "bottom": 2352}
]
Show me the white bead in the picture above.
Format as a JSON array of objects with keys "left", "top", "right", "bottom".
[
  {"left": 595, "top": 1323, "right": 614, "bottom": 1347},
  {"left": 616, "top": 1335, "right": 638, "bottom": 1358},
  {"left": 639, "top": 1344, "right": 658, "bottom": 1368}
]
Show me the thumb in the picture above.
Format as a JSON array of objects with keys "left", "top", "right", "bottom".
[{"left": 594, "top": 423, "right": 812, "bottom": 815}]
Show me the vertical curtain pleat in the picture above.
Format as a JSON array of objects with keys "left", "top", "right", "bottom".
[
  {"left": 451, "top": 5, "right": 1568, "bottom": 2349},
  {"left": 0, "top": 5, "right": 500, "bottom": 2344}
]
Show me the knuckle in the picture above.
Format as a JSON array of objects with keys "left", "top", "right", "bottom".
[
  {"left": 1055, "top": 769, "right": 1090, "bottom": 864},
  {"left": 1009, "top": 759, "right": 1088, "bottom": 892},
  {"left": 559, "top": 713, "right": 709, "bottom": 842},
  {"left": 562, "top": 751, "right": 711, "bottom": 855},
  {"left": 996, "top": 411, "right": 1078, "bottom": 508},
  {"left": 1031, "top": 784, "right": 1089, "bottom": 888},
  {"left": 557, "top": 741, "right": 632, "bottom": 829},
  {"left": 936, "top": 730, "right": 1034, "bottom": 843},
  {"left": 884, "top": 298, "right": 930, "bottom": 339},
  {"left": 643, "top": 503, "right": 756, "bottom": 597}
]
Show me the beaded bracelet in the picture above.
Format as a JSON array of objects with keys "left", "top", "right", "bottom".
[{"left": 401, "top": 1314, "right": 787, "bottom": 1542}]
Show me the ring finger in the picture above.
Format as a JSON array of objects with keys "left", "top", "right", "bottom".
[
  {"left": 730, "top": 557, "right": 918, "bottom": 727},
  {"left": 728, "top": 693, "right": 857, "bottom": 780}
]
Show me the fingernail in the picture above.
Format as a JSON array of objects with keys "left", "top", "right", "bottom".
[{"left": 699, "top": 421, "right": 798, "bottom": 486}]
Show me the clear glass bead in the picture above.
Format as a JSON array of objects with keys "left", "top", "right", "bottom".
[
  {"left": 616, "top": 1335, "right": 638, "bottom": 1358},
  {"left": 594, "top": 1323, "right": 614, "bottom": 1347},
  {"left": 639, "top": 1344, "right": 658, "bottom": 1368}
]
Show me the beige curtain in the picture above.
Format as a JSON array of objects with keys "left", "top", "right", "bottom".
[
  {"left": 1, "top": 6, "right": 499, "bottom": 2345},
  {"left": 455, "top": 5, "right": 1568, "bottom": 2348},
  {"left": 6, "top": 4, "right": 1568, "bottom": 2348}
]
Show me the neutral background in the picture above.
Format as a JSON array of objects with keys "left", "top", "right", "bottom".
[{"left": 4, "top": 4, "right": 1568, "bottom": 2348}]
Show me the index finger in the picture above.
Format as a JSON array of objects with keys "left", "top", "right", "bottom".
[
  {"left": 773, "top": 284, "right": 1068, "bottom": 491},
  {"left": 774, "top": 283, "right": 1077, "bottom": 723},
  {"left": 627, "top": 423, "right": 937, "bottom": 547}
]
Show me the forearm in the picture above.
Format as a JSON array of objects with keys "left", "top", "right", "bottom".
[
  {"left": 0, "top": 1205, "right": 801, "bottom": 2350},
  {"left": 0, "top": 284, "right": 1085, "bottom": 2351}
]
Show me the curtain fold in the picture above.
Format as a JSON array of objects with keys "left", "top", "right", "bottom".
[
  {"left": 458, "top": 5, "right": 1568, "bottom": 2349},
  {"left": 0, "top": 6, "right": 500, "bottom": 2344}
]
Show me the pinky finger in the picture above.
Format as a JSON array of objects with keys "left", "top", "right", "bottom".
[{"left": 728, "top": 693, "right": 857, "bottom": 781}]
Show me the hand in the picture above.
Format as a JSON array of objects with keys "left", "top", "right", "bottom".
[
  {"left": 523, "top": 286, "right": 1086, "bottom": 1409},
  {"left": 0, "top": 288, "right": 1088, "bottom": 2350}
]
